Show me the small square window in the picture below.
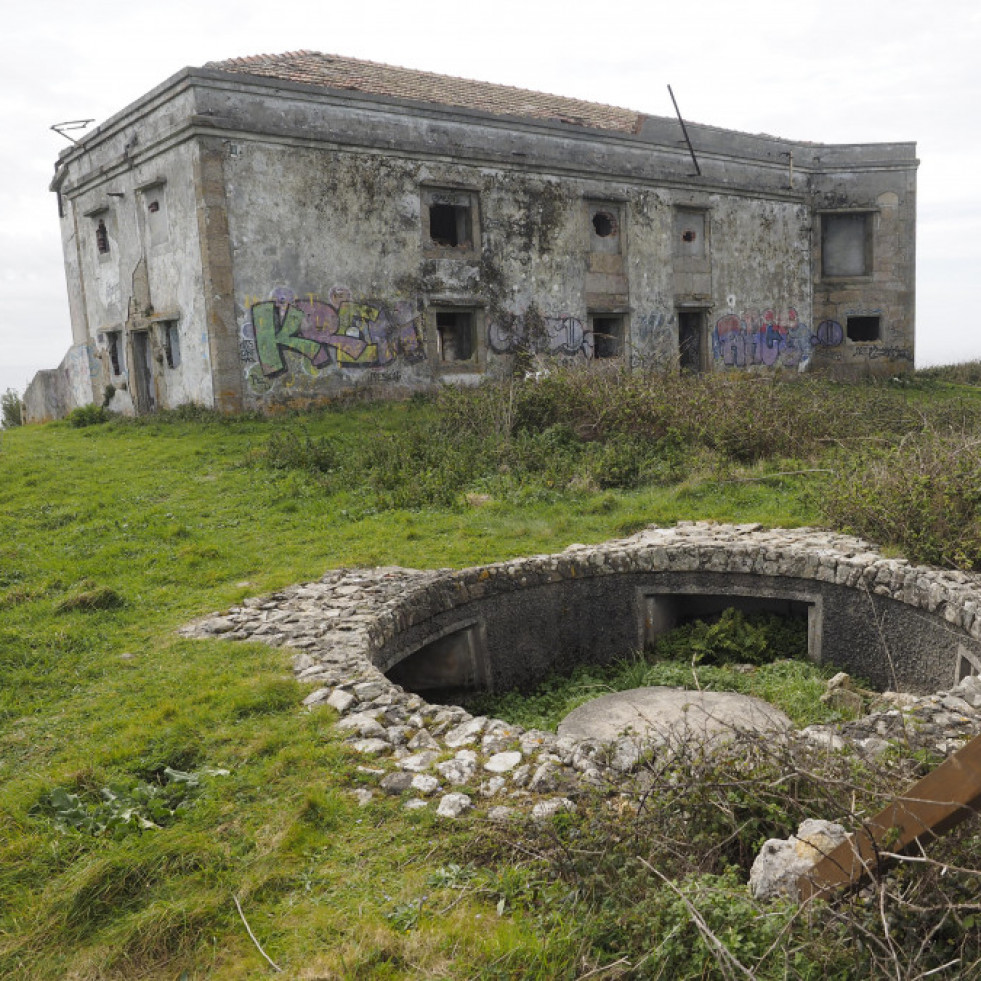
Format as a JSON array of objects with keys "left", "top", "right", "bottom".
[
  {"left": 591, "top": 315, "right": 623, "bottom": 359},
  {"left": 161, "top": 321, "right": 181, "bottom": 368},
  {"left": 429, "top": 203, "right": 471, "bottom": 248},
  {"left": 846, "top": 315, "right": 880, "bottom": 342},
  {"left": 436, "top": 311, "right": 477, "bottom": 362},
  {"left": 822, "top": 213, "right": 872, "bottom": 278},
  {"left": 423, "top": 188, "right": 478, "bottom": 253}
]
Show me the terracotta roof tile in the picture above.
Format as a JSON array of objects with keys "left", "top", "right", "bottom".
[{"left": 204, "top": 51, "right": 644, "bottom": 134}]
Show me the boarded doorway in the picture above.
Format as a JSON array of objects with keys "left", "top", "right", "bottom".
[
  {"left": 678, "top": 310, "right": 703, "bottom": 371},
  {"left": 131, "top": 331, "right": 156, "bottom": 415}
]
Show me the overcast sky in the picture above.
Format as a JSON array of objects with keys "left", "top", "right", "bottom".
[{"left": 2, "top": 0, "right": 979, "bottom": 396}]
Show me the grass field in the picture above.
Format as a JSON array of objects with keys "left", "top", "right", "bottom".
[{"left": 3, "top": 370, "right": 981, "bottom": 978}]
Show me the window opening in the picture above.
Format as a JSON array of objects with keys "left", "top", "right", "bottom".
[
  {"left": 592, "top": 212, "right": 617, "bottom": 237},
  {"left": 822, "top": 213, "right": 871, "bottom": 278},
  {"left": 846, "top": 316, "right": 880, "bottom": 342},
  {"left": 96, "top": 219, "right": 110, "bottom": 255},
  {"left": 429, "top": 203, "right": 472, "bottom": 248},
  {"left": 674, "top": 210, "right": 706, "bottom": 258},
  {"left": 162, "top": 321, "right": 181, "bottom": 368},
  {"left": 642, "top": 592, "right": 817, "bottom": 661},
  {"left": 588, "top": 203, "right": 622, "bottom": 254},
  {"left": 107, "top": 331, "right": 123, "bottom": 375},
  {"left": 592, "top": 316, "right": 623, "bottom": 359},
  {"left": 436, "top": 311, "right": 476, "bottom": 362}
]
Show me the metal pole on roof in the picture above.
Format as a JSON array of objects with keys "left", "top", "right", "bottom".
[{"left": 667, "top": 86, "right": 701, "bottom": 177}]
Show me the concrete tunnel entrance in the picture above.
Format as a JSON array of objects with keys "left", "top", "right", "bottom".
[{"left": 642, "top": 590, "right": 819, "bottom": 661}]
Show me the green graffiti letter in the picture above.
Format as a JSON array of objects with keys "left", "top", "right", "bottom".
[{"left": 252, "top": 301, "right": 322, "bottom": 376}]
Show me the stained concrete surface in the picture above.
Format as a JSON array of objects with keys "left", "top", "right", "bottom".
[{"left": 557, "top": 686, "right": 793, "bottom": 746}]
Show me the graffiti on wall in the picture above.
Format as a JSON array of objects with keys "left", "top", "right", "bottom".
[
  {"left": 711, "top": 309, "right": 843, "bottom": 369},
  {"left": 866, "top": 346, "right": 913, "bottom": 362},
  {"left": 488, "top": 313, "right": 593, "bottom": 359},
  {"left": 240, "top": 287, "right": 424, "bottom": 382}
]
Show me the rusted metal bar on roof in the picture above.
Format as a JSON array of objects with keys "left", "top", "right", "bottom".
[
  {"left": 798, "top": 732, "right": 981, "bottom": 901},
  {"left": 667, "top": 85, "right": 701, "bottom": 177}
]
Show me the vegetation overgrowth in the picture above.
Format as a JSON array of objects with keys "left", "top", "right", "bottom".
[
  {"left": 466, "top": 610, "right": 862, "bottom": 732},
  {"left": 2, "top": 364, "right": 981, "bottom": 977},
  {"left": 1, "top": 388, "right": 23, "bottom": 428}
]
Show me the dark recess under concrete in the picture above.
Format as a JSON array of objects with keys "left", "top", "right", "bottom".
[{"left": 382, "top": 571, "right": 980, "bottom": 699}]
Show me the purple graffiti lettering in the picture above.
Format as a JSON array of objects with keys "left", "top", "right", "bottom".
[
  {"left": 712, "top": 308, "right": 810, "bottom": 370},
  {"left": 814, "top": 320, "right": 844, "bottom": 347}
]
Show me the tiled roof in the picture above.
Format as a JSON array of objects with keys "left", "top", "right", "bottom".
[{"left": 204, "top": 51, "right": 644, "bottom": 134}]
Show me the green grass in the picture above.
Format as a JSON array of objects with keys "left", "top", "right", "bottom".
[{"left": 2, "top": 375, "right": 981, "bottom": 977}]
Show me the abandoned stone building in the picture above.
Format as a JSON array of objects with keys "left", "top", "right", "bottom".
[{"left": 27, "top": 51, "right": 917, "bottom": 420}]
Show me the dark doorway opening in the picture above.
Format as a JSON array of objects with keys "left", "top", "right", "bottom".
[
  {"left": 643, "top": 592, "right": 818, "bottom": 661},
  {"left": 131, "top": 331, "right": 156, "bottom": 415},
  {"left": 678, "top": 311, "right": 703, "bottom": 371},
  {"left": 591, "top": 315, "right": 623, "bottom": 359}
]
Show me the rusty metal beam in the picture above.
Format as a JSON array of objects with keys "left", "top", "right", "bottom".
[
  {"left": 799, "top": 732, "right": 981, "bottom": 900},
  {"left": 667, "top": 85, "right": 701, "bottom": 177}
]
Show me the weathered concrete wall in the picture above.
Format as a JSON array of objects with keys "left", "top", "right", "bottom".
[
  {"left": 226, "top": 144, "right": 818, "bottom": 404},
  {"left": 41, "top": 65, "right": 917, "bottom": 419},
  {"left": 23, "top": 344, "right": 98, "bottom": 423},
  {"left": 810, "top": 169, "right": 917, "bottom": 377},
  {"left": 203, "top": 69, "right": 913, "bottom": 399},
  {"left": 50, "top": 79, "right": 215, "bottom": 417}
]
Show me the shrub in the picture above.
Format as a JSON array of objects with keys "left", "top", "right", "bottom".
[
  {"left": 654, "top": 607, "right": 807, "bottom": 666},
  {"left": 67, "top": 404, "right": 111, "bottom": 428},
  {"left": 490, "top": 732, "right": 981, "bottom": 979},
  {"left": 820, "top": 432, "right": 981, "bottom": 570},
  {"left": 1, "top": 388, "right": 23, "bottom": 427},
  {"left": 55, "top": 585, "right": 125, "bottom": 613},
  {"left": 263, "top": 428, "right": 339, "bottom": 472}
]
